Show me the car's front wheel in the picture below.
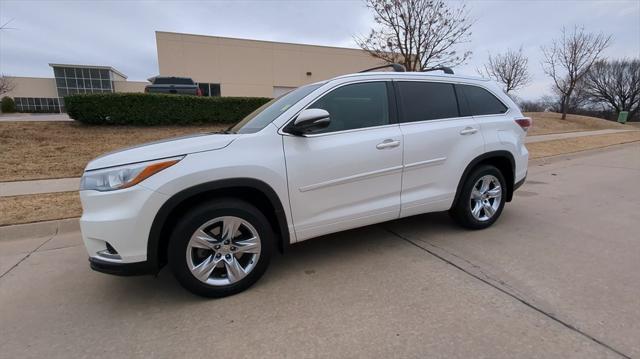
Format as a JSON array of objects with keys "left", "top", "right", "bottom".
[
  {"left": 168, "top": 199, "right": 273, "bottom": 298},
  {"left": 450, "top": 165, "right": 506, "bottom": 230}
]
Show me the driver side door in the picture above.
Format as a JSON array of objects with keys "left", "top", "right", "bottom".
[{"left": 282, "top": 81, "right": 403, "bottom": 241}]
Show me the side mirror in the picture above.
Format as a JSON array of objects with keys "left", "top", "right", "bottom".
[{"left": 288, "top": 109, "right": 331, "bottom": 135}]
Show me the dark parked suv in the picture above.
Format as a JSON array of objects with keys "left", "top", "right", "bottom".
[{"left": 145, "top": 76, "right": 202, "bottom": 96}]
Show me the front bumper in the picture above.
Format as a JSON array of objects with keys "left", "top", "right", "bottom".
[
  {"left": 80, "top": 184, "right": 169, "bottom": 266},
  {"left": 89, "top": 257, "right": 154, "bottom": 276}
]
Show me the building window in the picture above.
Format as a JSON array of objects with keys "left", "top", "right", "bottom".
[
  {"left": 52, "top": 66, "right": 115, "bottom": 98},
  {"left": 198, "top": 83, "right": 209, "bottom": 96},
  {"left": 197, "top": 83, "right": 221, "bottom": 97},
  {"left": 14, "top": 97, "right": 63, "bottom": 113},
  {"left": 210, "top": 83, "right": 221, "bottom": 97}
]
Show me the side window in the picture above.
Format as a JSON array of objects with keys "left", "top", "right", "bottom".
[
  {"left": 396, "top": 81, "right": 459, "bottom": 122},
  {"left": 307, "top": 82, "right": 389, "bottom": 133},
  {"left": 458, "top": 84, "right": 508, "bottom": 116}
]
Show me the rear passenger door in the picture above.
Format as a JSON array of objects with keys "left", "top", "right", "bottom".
[{"left": 396, "top": 80, "right": 485, "bottom": 217}]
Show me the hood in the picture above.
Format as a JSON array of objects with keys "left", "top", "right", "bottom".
[{"left": 85, "top": 132, "right": 239, "bottom": 171}]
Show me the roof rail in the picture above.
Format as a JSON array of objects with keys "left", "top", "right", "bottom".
[
  {"left": 359, "top": 63, "right": 406, "bottom": 73},
  {"left": 422, "top": 66, "right": 454, "bottom": 75}
]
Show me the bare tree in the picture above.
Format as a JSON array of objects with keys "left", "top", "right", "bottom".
[
  {"left": 560, "top": 78, "right": 591, "bottom": 113},
  {"left": 478, "top": 47, "right": 531, "bottom": 93},
  {"left": 355, "top": 0, "right": 473, "bottom": 71},
  {"left": 584, "top": 58, "right": 640, "bottom": 120},
  {"left": 0, "top": 75, "right": 15, "bottom": 96},
  {"left": 541, "top": 26, "right": 612, "bottom": 119}
]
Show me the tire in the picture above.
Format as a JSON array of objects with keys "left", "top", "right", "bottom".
[
  {"left": 168, "top": 198, "right": 274, "bottom": 298},
  {"left": 450, "top": 165, "right": 507, "bottom": 230}
]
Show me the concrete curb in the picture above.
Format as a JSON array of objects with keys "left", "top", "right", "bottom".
[{"left": 0, "top": 218, "right": 80, "bottom": 241}]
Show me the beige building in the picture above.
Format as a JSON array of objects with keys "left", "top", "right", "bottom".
[
  {"left": 156, "top": 31, "right": 382, "bottom": 98},
  {"left": 3, "top": 32, "right": 383, "bottom": 112}
]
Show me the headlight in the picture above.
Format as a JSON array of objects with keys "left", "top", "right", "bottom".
[{"left": 80, "top": 156, "right": 183, "bottom": 191}]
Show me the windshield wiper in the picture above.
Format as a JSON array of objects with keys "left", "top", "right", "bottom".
[{"left": 211, "top": 129, "right": 236, "bottom": 134}]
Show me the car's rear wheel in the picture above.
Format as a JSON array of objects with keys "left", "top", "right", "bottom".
[
  {"left": 450, "top": 165, "right": 506, "bottom": 230},
  {"left": 168, "top": 198, "right": 273, "bottom": 297}
]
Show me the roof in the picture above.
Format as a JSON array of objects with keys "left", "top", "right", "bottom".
[
  {"left": 146, "top": 75, "right": 194, "bottom": 82},
  {"left": 334, "top": 71, "right": 489, "bottom": 82},
  {"left": 48, "top": 63, "right": 128, "bottom": 79}
]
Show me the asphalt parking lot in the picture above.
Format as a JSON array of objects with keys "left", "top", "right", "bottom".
[{"left": 1, "top": 142, "right": 639, "bottom": 358}]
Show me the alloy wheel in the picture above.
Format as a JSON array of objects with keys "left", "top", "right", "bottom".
[
  {"left": 185, "top": 216, "right": 261, "bottom": 286},
  {"left": 469, "top": 174, "right": 502, "bottom": 221}
]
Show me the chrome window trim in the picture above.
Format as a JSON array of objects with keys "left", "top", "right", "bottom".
[
  {"left": 396, "top": 108, "right": 513, "bottom": 125},
  {"left": 297, "top": 123, "right": 400, "bottom": 138},
  {"left": 398, "top": 115, "right": 474, "bottom": 125}
]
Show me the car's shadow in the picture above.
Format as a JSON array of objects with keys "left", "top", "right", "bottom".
[{"left": 100, "top": 211, "right": 463, "bottom": 303}]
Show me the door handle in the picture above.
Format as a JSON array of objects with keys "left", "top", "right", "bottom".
[
  {"left": 460, "top": 127, "right": 478, "bottom": 136},
  {"left": 376, "top": 139, "right": 400, "bottom": 150}
]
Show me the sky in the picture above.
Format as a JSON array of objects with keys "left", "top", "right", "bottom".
[{"left": 0, "top": 0, "right": 639, "bottom": 100}]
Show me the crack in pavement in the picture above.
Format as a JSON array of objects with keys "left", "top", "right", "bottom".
[
  {"left": 35, "top": 242, "right": 83, "bottom": 253},
  {"left": 0, "top": 228, "right": 59, "bottom": 280},
  {"left": 383, "top": 226, "right": 632, "bottom": 359},
  {"left": 412, "top": 236, "right": 527, "bottom": 299}
]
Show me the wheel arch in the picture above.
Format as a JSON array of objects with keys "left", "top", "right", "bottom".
[
  {"left": 147, "top": 178, "right": 291, "bottom": 272},
  {"left": 452, "top": 151, "right": 516, "bottom": 207}
]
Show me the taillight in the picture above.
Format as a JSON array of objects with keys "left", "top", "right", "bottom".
[{"left": 515, "top": 117, "right": 532, "bottom": 132}]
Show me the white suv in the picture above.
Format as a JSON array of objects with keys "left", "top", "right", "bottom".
[{"left": 79, "top": 68, "right": 530, "bottom": 297}]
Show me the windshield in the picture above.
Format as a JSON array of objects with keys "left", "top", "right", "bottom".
[{"left": 230, "top": 83, "right": 323, "bottom": 134}]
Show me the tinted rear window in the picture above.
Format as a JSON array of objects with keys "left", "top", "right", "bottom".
[
  {"left": 153, "top": 77, "right": 194, "bottom": 85},
  {"left": 396, "top": 82, "right": 459, "bottom": 122},
  {"left": 458, "top": 85, "right": 507, "bottom": 116}
]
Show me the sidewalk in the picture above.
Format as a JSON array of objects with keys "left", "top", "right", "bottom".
[
  {"left": 0, "top": 113, "right": 72, "bottom": 122},
  {"left": 524, "top": 129, "right": 634, "bottom": 143},
  {"left": 0, "top": 178, "right": 80, "bottom": 197}
]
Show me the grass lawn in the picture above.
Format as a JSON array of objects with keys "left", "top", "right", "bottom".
[
  {"left": 525, "top": 112, "right": 631, "bottom": 136},
  {"left": 0, "top": 191, "right": 81, "bottom": 226},
  {"left": 0, "top": 122, "right": 223, "bottom": 182},
  {"left": 527, "top": 131, "right": 640, "bottom": 159}
]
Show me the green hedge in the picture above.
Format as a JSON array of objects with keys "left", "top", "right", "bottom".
[
  {"left": 65, "top": 93, "right": 271, "bottom": 125},
  {"left": 1, "top": 96, "right": 16, "bottom": 113}
]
